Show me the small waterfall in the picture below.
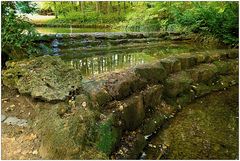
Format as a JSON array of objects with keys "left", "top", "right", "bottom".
[{"left": 51, "top": 34, "right": 62, "bottom": 55}]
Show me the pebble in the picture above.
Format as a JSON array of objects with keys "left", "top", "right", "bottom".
[
  {"left": 1, "top": 114, "right": 7, "bottom": 122},
  {"left": 5, "top": 107, "right": 12, "bottom": 112},
  {"left": 119, "top": 105, "right": 124, "bottom": 111},
  {"left": 32, "top": 150, "right": 38, "bottom": 155},
  {"left": 2, "top": 98, "right": 9, "bottom": 102},
  {"left": 82, "top": 102, "right": 87, "bottom": 107},
  {"left": 16, "top": 95, "right": 20, "bottom": 98},
  {"left": 10, "top": 104, "right": 15, "bottom": 108},
  {"left": 4, "top": 116, "right": 28, "bottom": 126}
]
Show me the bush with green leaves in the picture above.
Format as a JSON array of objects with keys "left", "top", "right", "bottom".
[
  {"left": 120, "top": 2, "right": 238, "bottom": 46},
  {"left": 1, "top": 2, "right": 40, "bottom": 61}
]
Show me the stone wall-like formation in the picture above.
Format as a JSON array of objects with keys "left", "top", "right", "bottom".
[
  {"left": 33, "top": 49, "right": 238, "bottom": 159},
  {"left": 37, "top": 32, "right": 192, "bottom": 55}
]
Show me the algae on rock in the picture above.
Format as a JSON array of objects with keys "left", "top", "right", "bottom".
[
  {"left": 2, "top": 56, "right": 82, "bottom": 101},
  {"left": 35, "top": 103, "right": 98, "bottom": 159}
]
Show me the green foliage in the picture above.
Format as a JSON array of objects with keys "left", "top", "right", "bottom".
[
  {"left": 120, "top": 2, "right": 238, "bottom": 46},
  {"left": 1, "top": 2, "right": 40, "bottom": 60}
]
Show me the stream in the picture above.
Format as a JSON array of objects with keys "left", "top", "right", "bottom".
[
  {"left": 142, "top": 86, "right": 238, "bottom": 160},
  {"left": 37, "top": 28, "right": 238, "bottom": 159}
]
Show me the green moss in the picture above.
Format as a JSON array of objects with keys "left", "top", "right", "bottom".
[
  {"left": 164, "top": 71, "right": 193, "bottom": 98},
  {"left": 2, "top": 56, "right": 82, "bottom": 101},
  {"left": 145, "top": 86, "right": 238, "bottom": 159},
  {"left": 96, "top": 116, "right": 122, "bottom": 155},
  {"left": 35, "top": 103, "right": 97, "bottom": 159}
]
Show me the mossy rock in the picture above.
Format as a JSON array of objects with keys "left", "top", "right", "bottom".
[
  {"left": 114, "top": 132, "right": 147, "bottom": 159},
  {"left": 191, "top": 83, "right": 212, "bottom": 98},
  {"left": 105, "top": 71, "right": 146, "bottom": 100},
  {"left": 164, "top": 71, "right": 193, "bottom": 98},
  {"left": 96, "top": 115, "right": 122, "bottom": 155},
  {"left": 176, "top": 53, "right": 197, "bottom": 70},
  {"left": 120, "top": 94, "right": 145, "bottom": 130},
  {"left": 227, "top": 49, "right": 238, "bottom": 59},
  {"left": 140, "top": 112, "right": 166, "bottom": 135},
  {"left": 141, "top": 84, "right": 163, "bottom": 110},
  {"left": 35, "top": 103, "right": 96, "bottom": 159},
  {"left": 212, "top": 75, "right": 238, "bottom": 91},
  {"left": 159, "top": 57, "right": 181, "bottom": 74},
  {"left": 2, "top": 56, "right": 82, "bottom": 101},
  {"left": 82, "top": 79, "right": 113, "bottom": 107},
  {"left": 134, "top": 62, "right": 167, "bottom": 83}
]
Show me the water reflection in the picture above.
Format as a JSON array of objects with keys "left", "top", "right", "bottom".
[
  {"left": 67, "top": 52, "right": 156, "bottom": 76},
  {"left": 64, "top": 43, "right": 201, "bottom": 77}
]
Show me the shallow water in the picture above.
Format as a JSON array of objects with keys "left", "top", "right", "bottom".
[
  {"left": 36, "top": 27, "right": 118, "bottom": 34},
  {"left": 143, "top": 86, "right": 239, "bottom": 159},
  {"left": 60, "top": 41, "right": 222, "bottom": 78}
]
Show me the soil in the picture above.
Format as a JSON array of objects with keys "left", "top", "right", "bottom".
[{"left": 1, "top": 85, "right": 41, "bottom": 160}]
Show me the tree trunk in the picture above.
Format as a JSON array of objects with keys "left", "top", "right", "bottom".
[
  {"left": 118, "top": 1, "right": 121, "bottom": 20},
  {"left": 53, "top": 2, "right": 58, "bottom": 19}
]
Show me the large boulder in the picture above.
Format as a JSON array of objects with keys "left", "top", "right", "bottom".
[
  {"left": 105, "top": 71, "right": 146, "bottom": 100},
  {"left": 96, "top": 114, "right": 123, "bottom": 155},
  {"left": 2, "top": 56, "right": 82, "bottom": 101},
  {"left": 119, "top": 94, "right": 145, "bottom": 130},
  {"left": 159, "top": 57, "right": 181, "bottom": 74},
  {"left": 134, "top": 62, "right": 167, "bottom": 83},
  {"left": 164, "top": 71, "right": 193, "bottom": 98},
  {"left": 82, "top": 80, "right": 112, "bottom": 107},
  {"left": 35, "top": 103, "right": 97, "bottom": 159},
  {"left": 141, "top": 84, "right": 163, "bottom": 110}
]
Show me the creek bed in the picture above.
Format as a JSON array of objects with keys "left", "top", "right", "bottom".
[{"left": 142, "top": 86, "right": 238, "bottom": 160}]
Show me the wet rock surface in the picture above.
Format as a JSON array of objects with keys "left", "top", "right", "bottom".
[
  {"left": 144, "top": 86, "right": 238, "bottom": 159},
  {"left": 2, "top": 56, "right": 82, "bottom": 101}
]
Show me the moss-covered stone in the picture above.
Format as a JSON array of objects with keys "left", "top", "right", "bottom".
[
  {"left": 213, "top": 60, "right": 231, "bottom": 75},
  {"left": 191, "top": 83, "right": 211, "bottom": 98},
  {"left": 134, "top": 62, "right": 167, "bottom": 83},
  {"left": 159, "top": 57, "right": 181, "bottom": 74},
  {"left": 212, "top": 75, "right": 238, "bottom": 91},
  {"left": 79, "top": 148, "right": 108, "bottom": 159},
  {"left": 2, "top": 56, "right": 82, "bottom": 101},
  {"left": 120, "top": 94, "right": 145, "bottom": 130},
  {"left": 96, "top": 115, "right": 122, "bottom": 155},
  {"left": 82, "top": 80, "right": 112, "bottom": 107},
  {"left": 177, "top": 53, "right": 197, "bottom": 69},
  {"left": 141, "top": 84, "right": 163, "bottom": 110},
  {"left": 198, "top": 64, "right": 218, "bottom": 83},
  {"left": 176, "top": 92, "right": 195, "bottom": 106},
  {"left": 140, "top": 112, "right": 166, "bottom": 135},
  {"left": 227, "top": 49, "right": 238, "bottom": 59},
  {"left": 207, "top": 51, "right": 221, "bottom": 62},
  {"left": 35, "top": 103, "right": 96, "bottom": 159},
  {"left": 75, "top": 94, "right": 92, "bottom": 109},
  {"left": 164, "top": 71, "right": 193, "bottom": 98},
  {"left": 114, "top": 132, "right": 147, "bottom": 159},
  {"left": 105, "top": 71, "right": 146, "bottom": 100},
  {"left": 193, "top": 52, "right": 207, "bottom": 64}
]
